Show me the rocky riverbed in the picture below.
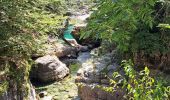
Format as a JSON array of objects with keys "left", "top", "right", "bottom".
[
  {"left": 29, "top": 5, "right": 116, "bottom": 100},
  {"left": 31, "top": 51, "right": 91, "bottom": 100}
]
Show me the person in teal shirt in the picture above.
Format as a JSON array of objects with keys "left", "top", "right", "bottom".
[{"left": 63, "top": 22, "right": 82, "bottom": 48}]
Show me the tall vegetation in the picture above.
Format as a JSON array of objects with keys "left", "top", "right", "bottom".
[
  {"left": 81, "top": 0, "right": 170, "bottom": 68},
  {"left": 82, "top": 1, "right": 170, "bottom": 99},
  {"left": 100, "top": 60, "right": 170, "bottom": 100},
  {"left": 0, "top": 0, "right": 96, "bottom": 97},
  {"left": 0, "top": 0, "right": 67, "bottom": 97}
]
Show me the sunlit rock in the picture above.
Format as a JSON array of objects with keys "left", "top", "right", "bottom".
[{"left": 32, "top": 55, "right": 69, "bottom": 82}]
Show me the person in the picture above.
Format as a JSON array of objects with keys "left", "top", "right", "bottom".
[{"left": 63, "top": 19, "right": 82, "bottom": 48}]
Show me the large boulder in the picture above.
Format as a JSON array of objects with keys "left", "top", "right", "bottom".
[
  {"left": 32, "top": 55, "right": 69, "bottom": 82},
  {"left": 76, "top": 53, "right": 114, "bottom": 84}
]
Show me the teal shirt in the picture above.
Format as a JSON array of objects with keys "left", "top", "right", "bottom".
[{"left": 64, "top": 25, "right": 74, "bottom": 39}]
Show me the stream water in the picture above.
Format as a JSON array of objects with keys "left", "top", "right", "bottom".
[{"left": 31, "top": 10, "right": 93, "bottom": 100}]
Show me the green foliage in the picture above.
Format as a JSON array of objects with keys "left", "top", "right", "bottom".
[
  {"left": 0, "top": 0, "right": 95, "bottom": 97},
  {"left": 81, "top": 0, "right": 170, "bottom": 56},
  {"left": 0, "top": 0, "right": 66, "bottom": 57},
  {"left": 0, "top": 81, "right": 8, "bottom": 95},
  {"left": 106, "top": 60, "right": 170, "bottom": 100},
  {"left": 0, "top": 0, "right": 67, "bottom": 96},
  {"left": 158, "top": 24, "right": 170, "bottom": 29}
]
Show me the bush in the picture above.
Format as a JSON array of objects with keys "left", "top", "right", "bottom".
[
  {"left": 104, "top": 60, "right": 170, "bottom": 100},
  {"left": 81, "top": 0, "right": 170, "bottom": 67},
  {"left": 0, "top": 0, "right": 67, "bottom": 97}
]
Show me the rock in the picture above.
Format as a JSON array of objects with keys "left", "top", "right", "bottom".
[
  {"left": 64, "top": 11, "right": 73, "bottom": 16},
  {"left": 29, "top": 84, "right": 37, "bottom": 100},
  {"left": 45, "top": 43, "right": 77, "bottom": 58},
  {"left": 0, "top": 82, "right": 37, "bottom": 100},
  {"left": 40, "top": 96, "right": 53, "bottom": 100},
  {"left": 107, "top": 64, "right": 119, "bottom": 71},
  {"left": 61, "top": 59, "right": 80, "bottom": 67},
  {"left": 76, "top": 54, "right": 113, "bottom": 84},
  {"left": 68, "top": 92, "right": 76, "bottom": 98},
  {"left": 79, "top": 46, "right": 89, "bottom": 52},
  {"left": 78, "top": 84, "right": 125, "bottom": 100},
  {"left": 39, "top": 91, "right": 48, "bottom": 98},
  {"left": 76, "top": 52, "right": 124, "bottom": 100},
  {"left": 33, "top": 55, "right": 69, "bottom": 82}
]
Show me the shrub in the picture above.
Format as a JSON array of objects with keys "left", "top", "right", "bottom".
[{"left": 105, "top": 60, "right": 170, "bottom": 100}]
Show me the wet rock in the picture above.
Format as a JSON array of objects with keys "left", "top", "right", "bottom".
[{"left": 32, "top": 55, "right": 69, "bottom": 82}]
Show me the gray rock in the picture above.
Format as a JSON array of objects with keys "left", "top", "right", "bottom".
[
  {"left": 33, "top": 55, "right": 69, "bottom": 82},
  {"left": 79, "top": 46, "right": 89, "bottom": 52},
  {"left": 45, "top": 43, "right": 77, "bottom": 57},
  {"left": 78, "top": 84, "right": 125, "bottom": 100},
  {"left": 107, "top": 63, "right": 119, "bottom": 71}
]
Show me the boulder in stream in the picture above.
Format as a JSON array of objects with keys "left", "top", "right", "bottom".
[{"left": 31, "top": 55, "right": 69, "bottom": 82}]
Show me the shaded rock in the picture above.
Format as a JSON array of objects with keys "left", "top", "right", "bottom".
[
  {"left": 79, "top": 46, "right": 89, "bottom": 52},
  {"left": 64, "top": 12, "right": 73, "bottom": 16},
  {"left": 39, "top": 91, "right": 48, "bottom": 98},
  {"left": 107, "top": 64, "right": 119, "bottom": 71},
  {"left": 32, "top": 55, "right": 69, "bottom": 82},
  {"left": 60, "top": 59, "right": 80, "bottom": 67}
]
